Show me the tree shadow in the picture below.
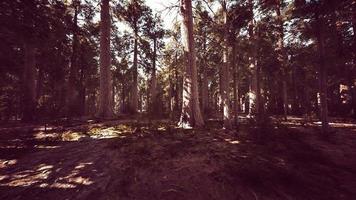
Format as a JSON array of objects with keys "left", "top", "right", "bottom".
[{"left": 0, "top": 121, "right": 356, "bottom": 200}]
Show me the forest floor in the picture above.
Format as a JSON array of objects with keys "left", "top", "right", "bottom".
[{"left": 0, "top": 117, "right": 356, "bottom": 200}]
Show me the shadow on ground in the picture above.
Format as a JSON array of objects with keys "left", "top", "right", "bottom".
[{"left": 1, "top": 120, "right": 356, "bottom": 200}]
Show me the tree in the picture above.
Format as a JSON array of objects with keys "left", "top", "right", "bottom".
[
  {"left": 220, "top": 0, "right": 232, "bottom": 129},
  {"left": 66, "top": 0, "right": 80, "bottom": 117},
  {"left": 98, "top": 0, "right": 114, "bottom": 118},
  {"left": 248, "top": 0, "right": 260, "bottom": 117},
  {"left": 179, "top": 0, "right": 204, "bottom": 127},
  {"left": 144, "top": 14, "right": 165, "bottom": 116},
  {"left": 116, "top": 0, "right": 151, "bottom": 113}
]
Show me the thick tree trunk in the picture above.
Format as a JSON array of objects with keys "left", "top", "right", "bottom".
[
  {"left": 22, "top": 42, "right": 36, "bottom": 122},
  {"left": 179, "top": 0, "right": 204, "bottom": 128},
  {"left": 66, "top": 2, "right": 79, "bottom": 117},
  {"left": 98, "top": 0, "right": 113, "bottom": 118},
  {"left": 221, "top": 1, "right": 232, "bottom": 129}
]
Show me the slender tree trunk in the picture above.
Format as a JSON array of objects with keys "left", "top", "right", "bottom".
[
  {"left": 232, "top": 42, "right": 239, "bottom": 127},
  {"left": 291, "top": 56, "right": 299, "bottom": 114},
  {"left": 121, "top": 83, "right": 126, "bottom": 113},
  {"left": 248, "top": 0, "right": 259, "bottom": 117},
  {"left": 79, "top": 63, "right": 86, "bottom": 116},
  {"left": 149, "top": 38, "right": 157, "bottom": 115},
  {"left": 276, "top": 0, "right": 288, "bottom": 120},
  {"left": 22, "top": 42, "right": 36, "bottom": 122},
  {"left": 36, "top": 66, "right": 44, "bottom": 100},
  {"left": 351, "top": 1, "right": 356, "bottom": 119},
  {"left": 221, "top": 1, "right": 232, "bottom": 129},
  {"left": 201, "top": 31, "right": 209, "bottom": 117},
  {"left": 168, "top": 63, "right": 173, "bottom": 118},
  {"left": 179, "top": 0, "right": 204, "bottom": 127},
  {"left": 174, "top": 52, "right": 180, "bottom": 115},
  {"left": 316, "top": 15, "right": 329, "bottom": 132},
  {"left": 98, "top": 0, "right": 113, "bottom": 118},
  {"left": 131, "top": 28, "right": 139, "bottom": 113},
  {"left": 66, "top": 2, "right": 79, "bottom": 117}
]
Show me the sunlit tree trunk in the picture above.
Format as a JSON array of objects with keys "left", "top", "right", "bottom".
[
  {"left": 66, "top": 1, "right": 79, "bottom": 117},
  {"left": 98, "top": 0, "right": 113, "bottom": 118},
  {"left": 221, "top": 1, "right": 232, "bottom": 129},
  {"left": 22, "top": 42, "right": 36, "bottom": 122},
  {"left": 179, "top": 0, "right": 204, "bottom": 127}
]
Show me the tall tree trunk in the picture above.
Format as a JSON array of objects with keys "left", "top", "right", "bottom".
[
  {"left": 248, "top": 0, "right": 259, "bottom": 116},
  {"left": 291, "top": 62, "right": 299, "bottom": 114},
  {"left": 221, "top": 1, "right": 232, "bottom": 129},
  {"left": 179, "top": 0, "right": 204, "bottom": 127},
  {"left": 201, "top": 31, "right": 209, "bottom": 117},
  {"left": 79, "top": 63, "right": 86, "bottom": 116},
  {"left": 149, "top": 38, "right": 158, "bottom": 115},
  {"left": 22, "top": 42, "right": 36, "bottom": 122},
  {"left": 168, "top": 63, "right": 173, "bottom": 118},
  {"left": 131, "top": 28, "right": 139, "bottom": 113},
  {"left": 121, "top": 83, "right": 126, "bottom": 113},
  {"left": 316, "top": 15, "right": 329, "bottom": 132},
  {"left": 232, "top": 41, "right": 239, "bottom": 127},
  {"left": 36, "top": 66, "right": 44, "bottom": 100},
  {"left": 66, "top": 1, "right": 79, "bottom": 117},
  {"left": 276, "top": 0, "right": 288, "bottom": 120},
  {"left": 351, "top": 1, "right": 356, "bottom": 119},
  {"left": 98, "top": 0, "right": 113, "bottom": 118}
]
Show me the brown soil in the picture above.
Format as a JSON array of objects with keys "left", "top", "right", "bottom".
[{"left": 0, "top": 120, "right": 356, "bottom": 200}]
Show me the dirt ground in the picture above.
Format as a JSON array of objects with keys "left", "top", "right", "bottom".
[{"left": 1, "top": 119, "right": 356, "bottom": 200}]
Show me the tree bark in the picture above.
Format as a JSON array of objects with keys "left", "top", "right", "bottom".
[
  {"left": 276, "top": 0, "right": 288, "bottom": 120},
  {"left": 149, "top": 38, "right": 157, "bottom": 115},
  {"left": 22, "top": 42, "right": 36, "bottom": 122},
  {"left": 232, "top": 41, "right": 239, "bottom": 127},
  {"left": 351, "top": 1, "right": 356, "bottom": 119},
  {"left": 98, "top": 0, "right": 113, "bottom": 118},
  {"left": 201, "top": 31, "right": 209, "bottom": 117},
  {"left": 179, "top": 0, "right": 204, "bottom": 128},
  {"left": 66, "top": 2, "right": 79, "bottom": 117},
  {"left": 316, "top": 14, "right": 329, "bottom": 132},
  {"left": 131, "top": 26, "right": 139, "bottom": 113},
  {"left": 248, "top": 0, "right": 259, "bottom": 117},
  {"left": 221, "top": 1, "right": 232, "bottom": 129}
]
